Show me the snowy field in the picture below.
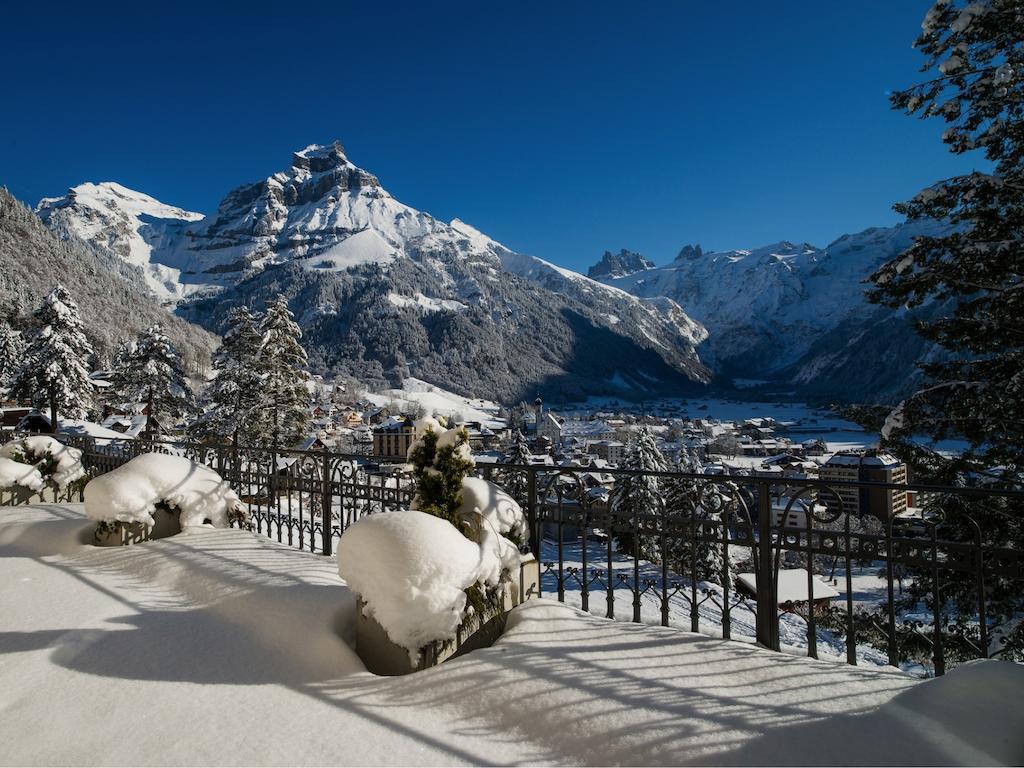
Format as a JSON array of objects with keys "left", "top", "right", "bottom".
[{"left": 2, "top": 503, "right": 1022, "bottom": 766}]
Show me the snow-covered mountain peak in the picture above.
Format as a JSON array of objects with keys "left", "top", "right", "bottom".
[
  {"left": 36, "top": 182, "right": 203, "bottom": 303},
  {"left": 38, "top": 181, "right": 203, "bottom": 224}
]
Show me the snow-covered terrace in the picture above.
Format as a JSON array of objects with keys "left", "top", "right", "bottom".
[{"left": 2, "top": 503, "right": 1022, "bottom": 766}]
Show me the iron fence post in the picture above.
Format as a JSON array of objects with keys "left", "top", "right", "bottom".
[
  {"left": 321, "top": 450, "right": 332, "bottom": 557},
  {"left": 756, "top": 482, "right": 779, "bottom": 651},
  {"left": 527, "top": 468, "right": 538, "bottom": 557}
]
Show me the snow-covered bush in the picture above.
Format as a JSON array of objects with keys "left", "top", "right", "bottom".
[
  {"left": 0, "top": 436, "right": 85, "bottom": 490},
  {"left": 338, "top": 417, "right": 528, "bottom": 661},
  {"left": 0, "top": 456, "right": 45, "bottom": 492},
  {"left": 84, "top": 453, "right": 246, "bottom": 530},
  {"left": 338, "top": 510, "right": 485, "bottom": 656}
]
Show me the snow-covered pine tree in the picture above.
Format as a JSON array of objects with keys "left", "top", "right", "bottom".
[
  {"left": 189, "top": 307, "right": 263, "bottom": 445},
  {"left": 609, "top": 427, "right": 668, "bottom": 559},
  {"left": 869, "top": 0, "right": 1024, "bottom": 477},
  {"left": 501, "top": 428, "right": 534, "bottom": 506},
  {"left": 116, "top": 325, "right": 195, "bottom": 437},
  {"left": 663, "top": 446, "right": 727, "bottom": 584},
  {"left": 256, "top": 295, "right": 311, "bottom": 448},
  {"left": 9, "top": 285, "right": 94, "bottom": 427},
  {"left": 0, "top": 318, "right": 25, "bottom": 391},
  {"left": 860, "top": 1, "right": 1024, "bottom": 664}
]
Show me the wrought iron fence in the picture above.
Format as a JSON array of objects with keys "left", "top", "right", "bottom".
[{"left": 3, "top": 431, "right": 1022, "bottom": 678}]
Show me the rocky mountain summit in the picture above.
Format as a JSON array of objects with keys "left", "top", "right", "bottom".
[
  {"left": 33, "top": 142, "right": 710, "bottom": 403},
  {"left": 587, "top": 249, "right": 655, "bottom": 279}
]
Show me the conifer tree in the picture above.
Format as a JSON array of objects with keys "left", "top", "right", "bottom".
[
  {"left": 858, "top": 1, "right": 1024, "bottom": 665},
  {"left": 10, "top": 285, "right": 94, "bottom": 427},
  {"left": 0, "top": 319, "right": 25, "bottom": 391},
  {"left": 257, "top": 295, "right": 311, "bottom": 447},
  {"left": 610, "top": 427, "right": 668, "bottom": 558},
  {"left": 409, "top": 422, "right": 476, "bottom": 530},
  {"left": 501, "top": 428, "right": 533, "bottom": 506},
  {"left": 664, "top": 447, "right": 727, "bottom": 584},
  {"left": 116, "top": 325, "right": 195, "bottom": 436},
  {"left": 868, "top": 0, "right": 1024, "bottom": 477},
  {"left": 190, "top": 307, "right": 263, "bottom": 444}
]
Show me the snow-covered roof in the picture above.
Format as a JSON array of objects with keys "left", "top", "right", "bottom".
[{"left": 737, "top": 569, "right": 840, "bottom": 603}]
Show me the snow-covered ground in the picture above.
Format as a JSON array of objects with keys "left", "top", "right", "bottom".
[
  {"left": 3, "top": 503, "right": 1022, "bottom": 766},
  {"left": 362, "top": 377, "right": 505, "bottom": 428},
  {"left": 538, "top": 536, "right": 894, "bottom": 669}
]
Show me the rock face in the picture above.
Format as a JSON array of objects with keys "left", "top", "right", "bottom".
[
  {"left": 586, "top": 249, "right": 655, "bottom": 279},
  {"left": 591, "top": 220, "right": 953, "bottom": 403},
  {"left": 35, "top": 142, "right": 711, "bottom": 403}
]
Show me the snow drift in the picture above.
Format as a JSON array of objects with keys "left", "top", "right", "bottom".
[{"left": 83, "top": 453, "right": 243, "bottom": 529}]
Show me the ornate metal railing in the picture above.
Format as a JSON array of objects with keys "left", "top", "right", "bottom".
[{"left": 3, "top": 431, "right": 1022, "bottom": 677}]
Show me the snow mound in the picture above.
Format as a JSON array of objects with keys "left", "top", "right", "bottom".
[
  {"left": 83, "top": 453, "right": 242, "bottom": 529},
  {"left": 0, "top": 436, "right": 85, "bottom": 489},
  {"left": 0, "top": 456, "right": 45, "bottom": 492},
  {"left": 458, "top": 477, "right": 527, "bottom": 586},
  {"left": 337, "top": 510, "right": 483, "bottom": 658}
]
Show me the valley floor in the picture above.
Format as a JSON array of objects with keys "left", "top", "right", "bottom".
[{"left": 1, "top": 504, "right": 1021, "bottom": 766}]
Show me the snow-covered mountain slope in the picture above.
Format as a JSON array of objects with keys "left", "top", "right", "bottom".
[
  {"left": 591, "top": 219, "right": 952, "bottom": 401},
  {"left": 36, "top": 182, "right": 203, "bottom": 304},
  {"left": 36, "top": 142, "right": 709, "bottom": 402},
  {"left": 0, "top": 188, "right": 217, "bottom": 371}
]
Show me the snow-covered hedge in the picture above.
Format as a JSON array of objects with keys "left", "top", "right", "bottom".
[
  {"left": 0, "top": 436, "right": 85, "bottom": 490},
  {"left": 339, "top": 417, "right": 528, "bottom": 661},
  {"left": 0, "top": 456, "right": 45, "bottom": 492},
  {"left": 84, "top": 453, "right": 245, "bottom": 529}
]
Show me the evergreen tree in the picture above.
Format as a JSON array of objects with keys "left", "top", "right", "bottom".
[
  {"left": 0, "top": 319, "right": 25, "bottom": 391},
  {"left": 409, "top": 422, "right": 476, "bottom": 530},
  {"left": 116, "top": 325, "right": 195, "bottom": 436},
  {"left": 868, "top": 0, "right": 1024, "bottom": 476},
  {"left": 857, "top": 1, "right": 1024, "bottom": 666},
  {"left": 501, "top": 428, "right": 533, "bottom": 506},
  {"left": 256, "top": 295, "right": 311, "bottom": 447},
  {"left": 663, "top": 447, "right": 727, "bottom": 584},
  {"left": 190, "top": 307, "right": 263, "bottom": 444},
  {"left": 10, "top": 285, "right": 94, "bottom": 427},
  {"left": 610, "top": 427, "right": 668, "bottom": 558}
]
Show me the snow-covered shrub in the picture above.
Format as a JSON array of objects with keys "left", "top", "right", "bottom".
[
  {"left": 337, "top": 418, "right": 528, "bottom": 661},
  {"left": 84, "top": 453, "right": 246, "bottom": 530},
  {"left": 0, "top": 456, "right": 45, "bottom": 492},
  {"left": 0, "top": 436, "right": 85, "bottom": 490},
  {"left": 338, "top": 510, "right": 484, "bottom": 656}
]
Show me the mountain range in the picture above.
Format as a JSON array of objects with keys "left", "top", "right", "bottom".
[
  {"left": 22, "top": 139, "right": 942, "bottom": 405},
  {"left": 587, "top": 220, "right": 952, "bottom": 403},
  {"left": 30, "top": 143, "right": 708, "bottom": 403}
]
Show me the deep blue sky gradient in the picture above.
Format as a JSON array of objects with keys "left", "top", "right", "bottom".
[{"left": 1, "top": 1, "right": 981, "bottom": 271}]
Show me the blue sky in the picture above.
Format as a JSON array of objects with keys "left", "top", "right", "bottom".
[{"left": 2, "top": 1, "right": 979, "bottom": 271}]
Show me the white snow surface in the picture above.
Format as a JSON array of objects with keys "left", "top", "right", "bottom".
[
  {"left": 0, "top": 436, "right": 85, "bottom": 489},
  {"left": 0, "top": 456, "right": 44, "bottom": 491},
  {"left": 337, "top": 509, "right": 483, "bottom": 658},
  {"left": 36, "top": 181, "right": 203, "bottom": 302},
  {"left": 83, "top": 453, "right": 241, "bottom": 528},
  {"left": 2, "top": 503, "right": 1023, "bottom": 766},
  {"left": 458, "top": 477, "right": 528, "bottom": 544},
  {"left": 363, "top": 377, "right": 505, "bottom": 428}
]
